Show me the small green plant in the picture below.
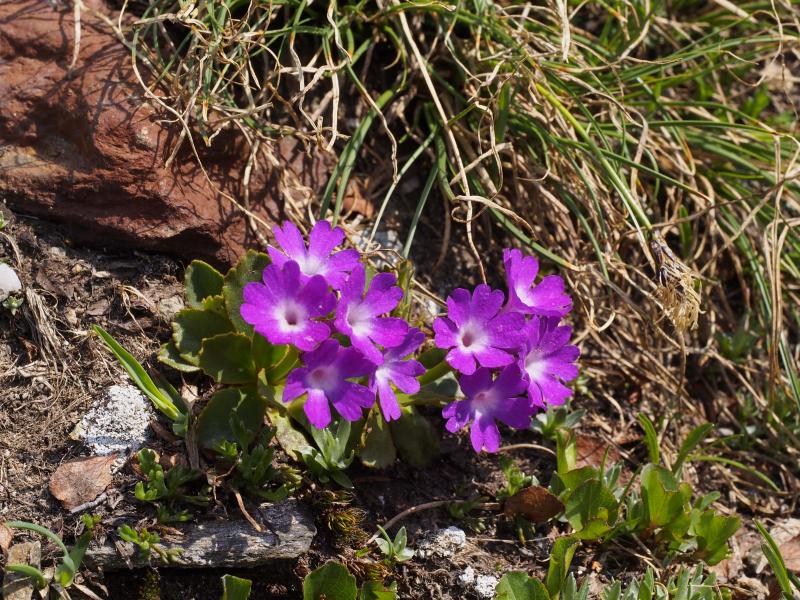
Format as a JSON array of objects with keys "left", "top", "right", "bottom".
[
  {"left": 134, "top": 448, "right": 210, "bottom": 523},
  {"left": 375, "top": 526, "right": 413, "bottom": 565},
  {"left": 2, "top": 295, "right": 23, "bottom": 315},
  {"left": 755, "top": 521, "right": 800, "bottom": 600},
  {"left": 532, "top": 407, "right": 585, "bottom": 442},
  {"left": 300, "top": 419, "right": 356, "bottom": 489},
  {"left": 217, "top": 416, "right": 299, "bottom": 501},
  {"left": 302, "top": 561, "right": 396, "bottom": 600},
  {"left": 117, "top": 525, "right": 182, "bottom": 564},
  {"left": 548, "top": 424, "right": 739, "bottom": 565},
  {"left": 5, "top": 514, "right": 101, "bottom": 591}
]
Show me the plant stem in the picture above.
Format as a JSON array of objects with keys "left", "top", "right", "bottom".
[{"left": 418, "top": 359, "right": 452, "bottom": 386}]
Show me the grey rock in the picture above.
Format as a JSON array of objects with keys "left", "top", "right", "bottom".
[{"left": 86, "top": 500, "right": 315, "bottom": 570}]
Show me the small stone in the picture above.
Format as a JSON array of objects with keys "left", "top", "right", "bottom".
[
  {"left": 457, "top": 566, "right": 475, "bottom": 587},
  {"left": 75, "top": 384, "right": 154, "bottom": 454},
  {"left": 474, "top": 575, "right": 499, "bottom": 599},
  {"left": 157, "top": 295, "right": 184, "bottom": 321},
  {"left": 0, "top": 263, "right": 21, "bottom": 301},
  {"left": 3, "top": 542, "right": 41, "bottom": 600}
]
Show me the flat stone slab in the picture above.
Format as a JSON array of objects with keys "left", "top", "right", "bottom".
[{"left": 87, "top": 500, "right": 315, "bottom": 571}]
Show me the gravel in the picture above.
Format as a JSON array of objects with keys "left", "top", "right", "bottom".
[{"left": 75, "top": 384, "right": 155, "bottom": 454}]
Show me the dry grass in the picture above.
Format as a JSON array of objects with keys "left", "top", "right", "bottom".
[{"left": 113, "top": 0, "right": 800, "bottom": 485}]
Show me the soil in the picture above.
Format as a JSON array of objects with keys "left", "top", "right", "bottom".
[{"left": 0, "top": 205, "right": 787, "bottom": 600}]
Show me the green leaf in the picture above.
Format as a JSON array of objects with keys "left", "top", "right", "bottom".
[
  {"left": 672, "top": 423, "right": 713, "bottom": 476},
  {"left": 302, "top": 562, "right": 358, "bottom": 600},
  {"left": 756, "top": 521, "right": 799, "bottom": 599},
  {"left": 224, "top": 250, "right": 270, "bottom": 334},
  {"left": 158, "top": 341, "right": 201, "bottom": 373},
  {"left": 172, "top": 309, "right": 234, "bottom": 365},
  {"left": 546, "top": 537, "right": 580, "bottom": 598},
  {"left": 556, "top": 430, "right": 577, "bottom": 475},
  {"left": 388, "top": 406, "right": 439, "bottom": 468},
  {"left": 692, "top": 511, "right": 740, "bottom": 566},
  {"left": 359, "top": 411, "right": 397, "bottom": 469},
  {"left": 195, "top": 388, "right": 266, "bottom": 449},
  {"left": 251, "top": 334, "right": 289, "bottom": 372},
  {"left": 638, "top": 414, "right": 660, "bottom": 465},
  {"left": 185, "top": 260, "right": 225, "bottom": 309},
  {"left": 266, "top": 407, "right": 312, "bottom": 460},
  {"left": 358, "top": 581, "right": 397, "bottom": 600},
  {"left": 4, "top": 565, "right": 49, "bottom": 590},
  {"left": 221, "top": 574, "right": 252, "bottom": 600},
  {"left": 199, "top": 333, "right": 256, "bottom": 384},
  {"left": 92, "top": 325, "right": 180, "bottom": 421},
  {"left": 639, "top": 464, "right": 692, "bottom": 531},
  {"left": 495, "top": 572, "right": 551, "bottom": 600},
  {"left": 563, "top": 479, "right": 618, "bottom": 537}
]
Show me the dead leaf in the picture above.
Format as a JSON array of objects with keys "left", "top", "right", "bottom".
[
  {"left": 342, "top": 178, "right": 375, "bottom": 218},
  {"left": 0, "top": 523, "right": 12, "bottom": 554},
  {"left": 49, "top": 454, "right": 117, "bottom": 510},
  {"left": 779, "top": 536, "right": 800, "bottom": 573},
  {"left": 503, "top": 485, "right": 564, "bottom": 523}
]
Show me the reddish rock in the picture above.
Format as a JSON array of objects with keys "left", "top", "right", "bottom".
[{"left": 0, "top": 0, "right": 329, "bottom": 266}]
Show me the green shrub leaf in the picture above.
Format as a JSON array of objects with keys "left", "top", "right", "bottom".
[
  {"left": 495, "top": 572, "right": 550, "bottom": 600},
  {"left": 196, "top": 388, "right": 266, "bottom": 449},
  {"left": 224, "top": 250, "right": 270, "bottom": 334},
  {"left": 221, "top": 574, "right": 252, "bottom": 600},
  {"left": 388, "top": 406, "right": 439, "bottom": 468},
  {"left": 302, "top": 562, "right": 358, "bottom": 600},
  {"left": 185, "top": 260, "right": 224, "bottom": 308},
  {"left": 158, "top": 341, "right": 201, "bottom": 373},
  {"left": 172, "top": 309, "right": 234, "bottom": 365},
  {"left": 199, "top": 333, "right": 256, "bottom": 384},
  {"left": 358, "top": 411, "right": 397, "bottom": 469}
]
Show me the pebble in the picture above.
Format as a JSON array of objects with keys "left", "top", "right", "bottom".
[
  {"left": 0, "top": 263, "right": 21, "bottom": 300},
  {"left": 74, "top": 384, "right": 154, "bottom": 455},
  {"left": 416, "top": 526, "right": 467, "bottom": 559}
]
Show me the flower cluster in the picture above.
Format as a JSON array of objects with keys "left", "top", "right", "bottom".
[
  {"left": 435, "top": 249, "right": 579, "bottom": 453},
  {"left": 240, "top": 220, "right": 579, "bottom": 454},
  {"left": 242, "top": 221, "right": 424, "bottom": 429}
]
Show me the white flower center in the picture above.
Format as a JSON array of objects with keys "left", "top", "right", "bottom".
[
  {"left": 458, "top": 321, "right": 487, "bottom": 353},
  {"left": 472, "top": 389, "right": 498, "bottom": 413},
  {"left": 524, "top": 349, "right": 546, "bottom": 381},
  {"left": 307, "top": 365, "right": 339, "bottom": 391},
  {"left": 275, "top": 300, "right": 307, "bottom": 332},
  {"left": 298, "top": 254, "right": 324, "bottom": 277},
  {"left": 346, "top": 302, "right": 372, "bottom": 337}
]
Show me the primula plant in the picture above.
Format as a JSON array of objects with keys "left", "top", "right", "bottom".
[{"left": 97, "top": 218, "right": 580, "bottom": 489}]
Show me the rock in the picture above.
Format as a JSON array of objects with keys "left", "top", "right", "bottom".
[
  {"left": 416, "top": 526, "right": 467, "bottom": 559},
  {"left": 0, "top": 0, "right": 331, "bottom": 266},
  {"left": 2, "top": 542, "right": 41, "bottom": 600},
  {"left": 0, "top": 264, "right": 21, "bottom": 301},
  {"left": 86, "top": 500, "right": 315, "bottom": 570},
  {"left": 72, "top": 384, "right": 154, "bottom": 455}
]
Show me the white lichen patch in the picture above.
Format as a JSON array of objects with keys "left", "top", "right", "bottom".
[
  {"left": 457, "top": 566, "right": 476, "bottom": 587},
  {"left": 74, "top": 385, "right": 154, "bottom": 455},
  {"left": 416, "top": 526, "right": 467, "bottom": 559},
  {"left": 474, "top": 575, "right": 499, "bottom": 599}
]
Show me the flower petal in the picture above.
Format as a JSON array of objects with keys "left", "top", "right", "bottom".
[
  {"left": 474, "top": 346, "right": 515, "bottom": 369},
  {"left": 377, "top": 381, "right": 401, "bottom": 421},
  {"left": 470, "top": 284, "right": 505, "bottom": 320},
  {"left": 445, "top": 288, "right": 472, "bottom": 325},
  {"left": 304, "top": 388, "right": 332, "bottom": 428},
  {"left": 471, "top": 415, "right": 501, "bottom": 453},
  {"left": 446, "top": 347, "right": 477, "bottom": 375},
  {"left": 273, "top": 221, "right": 307, "bottom": 260},
  {"left": 370, "top": 317, "right": 409, "bottom": 347},
  {"left": 433, "top": 317, "right": 459, "bottom": 348},
  {"left": 307, "top": 220, "right": 345, "bottom": 259}
]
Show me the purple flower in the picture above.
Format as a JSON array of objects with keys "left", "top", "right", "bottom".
[
  {"left": 520, "top": 317, "right": 580, "bottom": 409},
  {"left": 443, "top": 366, "right": 533, "bottom": 453},
  {"left": 284, "top": 339, "right": 376, "bottom": 428},
  {"left": 432, "top": 285, "right": 525, "bottom": 375},
  {"left": 240, "top": 261, "right": 335, "bottom": 351},
  {"left": 369, "top": 329, "right": 426, "bottom": 421},
  {"left": 335, "top": 264, "right": 409, "bottom": 364},
  {"left": 268, "top": 220, "right": 359, "bottom": 289},
  {"left": 503, "top": 248, "right": 572, "bottom": 317}
]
